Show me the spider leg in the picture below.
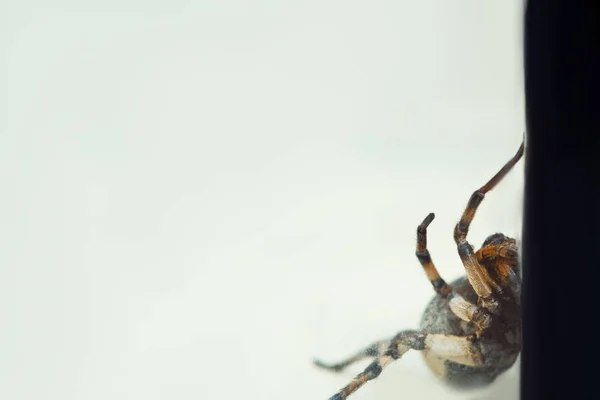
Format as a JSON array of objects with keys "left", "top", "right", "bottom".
[
  {"left": 314, "top": 339, "right": 391, "bottom": 372},
  {"left": 447, "top": 293, "right": 492, "bottom": 330},
  {"left": 476, "top": 244, "right": 519, "bottom": 267},
  {"left": 453, "top": 141, "right": 524, "bottom": 245},
  {"left": 326, "top": 331, "right": 483, "bottom": 400},
  {"left": 476, "top": 245, "right": 522, "bottom": 302},
  {"left": 453, "top": 142, "right": 524, "bottom": 309},
  {"left": 415, "top": 213, "right": 493, "bottom": 327},
  {"left": 416, "top": 213, "right": 452, "bottom": 297}
]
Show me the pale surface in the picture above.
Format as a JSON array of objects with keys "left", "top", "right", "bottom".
[{"left": 1, "top": 1, "right": 524, "bottom": 399}]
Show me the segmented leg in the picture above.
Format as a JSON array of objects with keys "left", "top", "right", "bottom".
[
  {"left": 475, "top": 233, "right": 519, "bottom": 267},
  {"left": 326, "top": 331, "right": 483, "bottom": 400},
  {"left": 416, "top": 213, "right": 493, "bottom": 327},
  {"left": 416, "top": 213, "right": 452, "bottom": 297},
  {"left": 476, "top": 237, "right": 521, "bottom": 302},
  {"left": 476, "top": 244, "right": 519, "bottom": 266},
  {"left": 447, "top": 293, "right": 492, "bottom": 330},
  {"left": 313, "top": 339, "right": 390, "bottom": 372},
  {"left": 453, "top": 142, "right": 524, "bottom": 310},
  {"left": 453, "top": 142, "right": 524, "bottom": 245}
]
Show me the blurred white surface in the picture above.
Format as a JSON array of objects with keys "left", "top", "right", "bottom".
[{"left": 1, "top": 1, "right": 524, "bottom": 399}]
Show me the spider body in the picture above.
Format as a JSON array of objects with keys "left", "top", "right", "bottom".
[
  {"left": 314, "top": 143, "right": 524, "bottom": 399},
  {"left": 420, "top": 273, "right": 520, "bottom": 389}
]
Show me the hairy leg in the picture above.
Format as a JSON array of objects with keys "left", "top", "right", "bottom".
[
  {"left": 415, "top": 213, "right": 452, "bottom": 297},
  {"left": 453, "top": 142, "right": 524, "bottom": 311},
  {"left": 325, "top": 331, "right": 483, "bottom": 400},
  {"left": 314, "top": 339, "right": 390, "bottom": 372}
]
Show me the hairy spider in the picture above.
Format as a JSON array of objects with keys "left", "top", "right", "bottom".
[{"left": 314, "top": 141, "right": 524, "bottom": 399}]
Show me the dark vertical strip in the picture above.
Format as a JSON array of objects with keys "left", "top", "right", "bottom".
[{"left": 523, "top": 1, "right": 600, "bottom": 398}]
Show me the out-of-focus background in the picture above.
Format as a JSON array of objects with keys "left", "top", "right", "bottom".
[{"left": 1, "top": 1, "right": 524, "bottom": 399}]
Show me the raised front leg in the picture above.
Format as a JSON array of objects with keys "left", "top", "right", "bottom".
[
  {"left": 415, "top": 213, "right": 452, "bottom": 297},
  {"left": 453, "top": 141, "right": 524, "bottom": 312}
]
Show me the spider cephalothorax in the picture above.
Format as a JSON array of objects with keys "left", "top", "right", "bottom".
[{"left": 314, "top": 141, "right": 524, "bottom": 400}]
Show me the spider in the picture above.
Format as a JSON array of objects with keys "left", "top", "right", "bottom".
[{"left": 314, "top": 141, "right": 524, "bottom": 400}]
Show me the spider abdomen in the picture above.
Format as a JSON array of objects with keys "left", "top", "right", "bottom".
[{"left": 420, "top": 276, "right": 521, "bottom": 389}]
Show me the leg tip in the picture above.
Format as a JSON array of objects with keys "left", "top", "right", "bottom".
[
  {"left": 313, "top": 359, "right": 343, "bottom": 372},
  {"left": 313, "top": 358, "right": 325, "bottom": 367},
  {"left": 418, "top": 213, "right": 435, "bottom": 231}
]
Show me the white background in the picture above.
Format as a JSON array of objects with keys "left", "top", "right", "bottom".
[{"left": 1, "top": 1, "right": 524, "bottom": 399}]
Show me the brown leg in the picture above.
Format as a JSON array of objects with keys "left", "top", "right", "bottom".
[
  {"left": 476, "top": 237, "right": 522, "bottom": 302},
  {"left": 476, "top": 244, "right": 519, "bottom": 266},
  {"left": 453, "top": 142, "right": 524, "bottom": 310},
  {"left": 415, "top": 213, "right": 492, "bottom": 327},
  {"left": 453, "top": 141, "right": 524, "bottom": 245},
  {"left": 416, "top": 213, "right": 452, "bottom": 297}
]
